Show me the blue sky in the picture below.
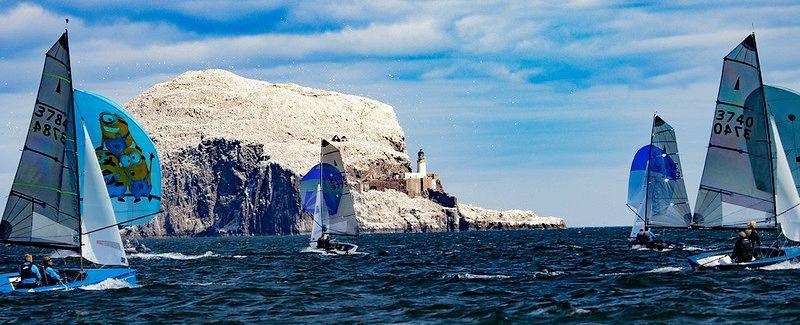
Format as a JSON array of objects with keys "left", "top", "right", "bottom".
[{"left": 1, "top": 1, "right": 800, "bottom": 226}]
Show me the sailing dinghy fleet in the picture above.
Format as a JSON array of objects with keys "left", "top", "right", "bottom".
[
  {"left": 0, "top": 30, "right": 162, "bottom": 292},
  {"left": 627, "top": 34, "right": 800, "bottom": 270},
  {"left": 3, "top": 28, "right": 800, "bottom": 295}
]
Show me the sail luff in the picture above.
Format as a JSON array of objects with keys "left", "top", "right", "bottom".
[{"left": 643, "top": 114, "right": 655, "bottom": 227}]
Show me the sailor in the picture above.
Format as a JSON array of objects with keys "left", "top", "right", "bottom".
[
  {"left": 643, "top": 228, "right": 657, "bottom": 244},
  {"left": 317, "top": 234, "right": 332, "bottom": 250},
  {"left": 17, "top": 254, "right": 41, "bottom": 289},
  {"left": 732, "top": 231, "right": 755, "bottom": 263},
  {"left": 746, "top": 221, "right": 762, "bottom": 246},
  {"left": 635, "top": 229, "right": 647, "bottom": 245},
  {"left": 40, "top": 256, "right": 61, "bottom": 286}
]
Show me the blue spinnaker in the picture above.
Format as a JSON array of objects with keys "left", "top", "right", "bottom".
[
  {"left": 300, "top": 163, "right": 345, "bottom": 215},
  {"left": 73, "top": 89, "right": 162, "bottom": 226}
]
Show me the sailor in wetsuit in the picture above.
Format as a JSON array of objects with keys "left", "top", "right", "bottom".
[
  {"left": 746, "top": 220, "right": 762, "bottom": 246},
  {"left": 40, "top": 256, "right": 61, "bottom": 286},
  {"left": 732, "top": 231, "right": 755, "bottom": 263},
  {"left": 317, "top": 234, "right": 333, "bottom": 250},
  {"left": 17, "top": 254, "right": 41, "bottom": 289}
]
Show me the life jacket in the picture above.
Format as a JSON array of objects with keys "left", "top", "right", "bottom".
[
  {"left": 18, "top": 262, "right": 37, "bottom": 280},
  {"left": 740, "top": 238, "right": 753, "bottom": 251}
]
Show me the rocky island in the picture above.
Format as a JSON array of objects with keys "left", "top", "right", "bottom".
[{"left": 124, "top": 70, "right": 565, "bottom": 237}]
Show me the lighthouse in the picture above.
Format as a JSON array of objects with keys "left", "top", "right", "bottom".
[{"left": 417, "top": 149, "right": 427, "bottom": 176}]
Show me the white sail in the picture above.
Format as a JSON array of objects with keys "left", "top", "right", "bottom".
[
  {"left": 321, "top": 140, "right": 358, "bottom": 236},
  {"left": 693, "top": 35, "right": 775, "bottom": 229},
  {"left": 310, "top": 184, "right": 325, "bottom": 243},
  {"left": 772, "top": 116, "right": 800, "bottom": 241},
  {"left": 80, "top": 124, "right": 128, "bottom": 266}
]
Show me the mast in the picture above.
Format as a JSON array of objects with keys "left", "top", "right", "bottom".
[
  {"left": 319, "top": 138, "right": 324, "bottom": 234},
  {"left": 752, "top": 34, "right": 780, "bottom": 233},
  {"left": 643, "top": 113, "right": 656, "bottom": 228},
  {"left": 64, "top": 28, "right": 84, "bottom": 268}
]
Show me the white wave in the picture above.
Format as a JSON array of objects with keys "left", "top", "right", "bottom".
[
  {"left": 599, "top": 272, "right": 629, "bottom": 277},
  {"left": 79, "top": 278, "right": 134, "bottom": 291},
  {"left": 683, "top": 246, "right": 706, "bottom": 251},
  {"left": 533, "top": 270, "right": 564, "bottom": 277},
  {"left": 760, "top": 260, "right": 800, "bottom": 270},
  {"left": 646, "top": 266, "right": 685, "bottom": 273},
  {"left": 129, "top": 251, "right": 217, "bottom": 260},
  {"left": 232, "top": 255, "right": 247, "bottom": 259},
  {"left": 457, "top": 273, "right": 512, "bottom": 279}
]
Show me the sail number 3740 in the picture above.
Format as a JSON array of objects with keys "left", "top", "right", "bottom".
[{"left": 714, "top": 109, "right": 754, "bottom": 139}]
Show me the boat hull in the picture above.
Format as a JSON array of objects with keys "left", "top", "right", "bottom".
[
  {"left": 0, "top": 268, "right": 136, "bottom": 293},
  {"left": 688, "top": 247, "right": 800, "bottom": 270},
  {"left": 304, "top": 242, "right": 359, "bottom": 255}
]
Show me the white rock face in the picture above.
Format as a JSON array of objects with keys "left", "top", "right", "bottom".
[
  {"left": 126, "top": 69, "right": 409, "bottom": 174},
  {"left": 458, "top": 204, "right": 566, "bottom": 230},
  {"left": 125, "top": 69, "right": 565, "bottom": 236}
]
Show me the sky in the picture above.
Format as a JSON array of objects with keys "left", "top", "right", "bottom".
[{"left": 1, "top": 1, "right": 800, "bottom": 227}]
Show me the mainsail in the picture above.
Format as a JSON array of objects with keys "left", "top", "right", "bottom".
[
  {"left": 299, "top": 139, "right": 358, "bottom": 239},
  {"left": 73, "top": 89, "right": 162, "bottom": 226},
  {"left": 646, "top": 116, "right": 692, "bottom": 227},
  {"left": 627, "top": 115, "right": 691, "bottom": 236},
  {"left": 320, "top": 140, "right": 358, "bottom": 236},
  {"left": 694, "top": 34, "right": 776, "bottom": 229},
  {"left": 0, "top": 32, "right": 81, "bottom": 250}
]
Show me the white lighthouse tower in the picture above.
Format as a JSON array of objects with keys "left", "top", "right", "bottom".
[{"left": 417, "top": 149, "right": 427, "bottom": 176}]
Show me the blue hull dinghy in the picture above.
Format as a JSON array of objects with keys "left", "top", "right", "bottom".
[
  {"left": 0, "top": 268, "right": 136, "bottom": 293},
  {"left": 688, "top": 247, "right": 800, "bottom": 270},
  {"left": 688, "top": 34, "right": 800, "bottom": 270},
  {"left": 0, "top": 30, "right": 161, "bottom": 292}
]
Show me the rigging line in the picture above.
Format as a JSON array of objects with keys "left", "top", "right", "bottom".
[
  {"left": 625, "top": 204, "right": 645, "bottom": 223},
  {"left": 82, "top": 210, "right": 164, "bottom": 236}
]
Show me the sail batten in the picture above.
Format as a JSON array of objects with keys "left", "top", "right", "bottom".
[{"left": 0, "top": 32, "right": 80, "bottom": 250}]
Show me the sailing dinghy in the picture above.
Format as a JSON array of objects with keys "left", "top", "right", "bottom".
[
  {"left": 300, "top": 139, "right": 359, "bottom": 255},
  {"left": 0, "top": 31, "right": 136, "bottom": 292},
  {"left": 627, "top": 114, "right": 692, "bottom": 250},
  {"left": 688, "top": 34, "right": 800, "bottom": 270}
]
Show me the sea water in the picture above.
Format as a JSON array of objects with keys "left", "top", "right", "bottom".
[{"left": 1, "top": 227, "right": 799, "bottom": 323}]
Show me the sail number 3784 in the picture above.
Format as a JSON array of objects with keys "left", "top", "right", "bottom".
[
  {"left": 31, "top": 105, "right": 68, "bottom": 143},
  {"left": 714, "top": 109, "right": 754, "bottom": 139}
]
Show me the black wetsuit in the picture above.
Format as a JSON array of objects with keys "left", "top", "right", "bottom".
[
  {"left": 748, "top": 229, "right": 762, "bottom": 246},
  {"left": 732, "top": 237, "right": 754, "bottom": 263}
]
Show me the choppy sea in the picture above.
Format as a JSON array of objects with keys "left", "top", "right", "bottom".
[{"left": 1, "top": 227, "right": 799, "bottom": 323}]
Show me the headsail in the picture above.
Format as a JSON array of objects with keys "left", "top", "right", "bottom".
[
  {"left": 646, "top": 116, "right": 692, "bottom": 227},
  {"left": 765, "top": 85, "right": 800, "bottom": 194},
  {"left": 79, "top": 124, "right": 128, "bottom": 266},
  {"left": 0, "top": 33, "right": 81, "bottom": 250},
  {"left": 694, "top": 34, "right": 776, "bottom": 229},
  {"left": 310, "top": 184, "right": 326, "bottom": 242},
  {"left": 73, "top": 89, "right": 162, "bottom": 226},
  {"left": 627, "top": 145, "right": 648, "bottom": 238}
]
